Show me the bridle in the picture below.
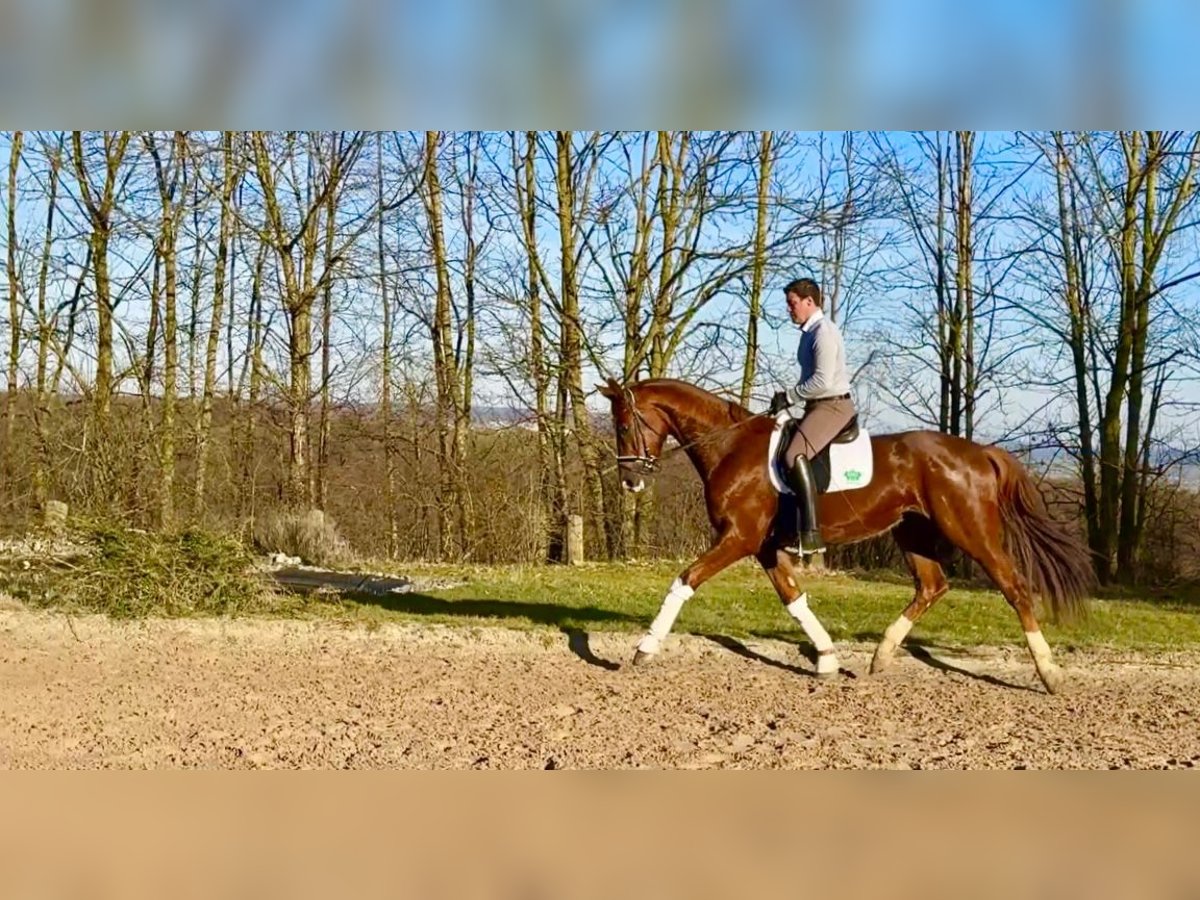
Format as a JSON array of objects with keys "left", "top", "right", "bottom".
[
  {"left": 607, "top": 383, "right": 771, "bottom": 479},
  {"left": 614, "top": 387, "right": 659, "bottom": 475}
]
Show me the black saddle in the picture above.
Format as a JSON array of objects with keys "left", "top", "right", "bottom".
[{"left": 832, "top": 415, "right": 859, "bottom": 444}]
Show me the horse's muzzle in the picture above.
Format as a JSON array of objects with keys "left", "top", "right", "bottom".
[{"left": 616, "top": 455, "right": 656, "bottom": 492}]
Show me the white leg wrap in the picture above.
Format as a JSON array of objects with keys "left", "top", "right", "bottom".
[
  {"left": 1025, "top": 630, "right": 1054, "bottom": 668},
  {"left": 787, "top": 593, "right": 833, "bottom": 652},
  {"left": 787, "top": 593, "right": 837, "bottom": 674},
  {"left": 878, "top": 614, "right": 913, "bottom": 655},
  {"left": 1025, "top": 629, "right": 1065, "bottom": 692},
  {"left": 637, "top": 578, "right": 694, "bottom": 655}
]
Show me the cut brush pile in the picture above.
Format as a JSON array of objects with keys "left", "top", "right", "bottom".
[{"left": 0, "top": 522, "right": 295, "bottom": 618}]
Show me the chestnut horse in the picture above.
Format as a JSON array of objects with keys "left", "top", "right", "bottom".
[{"left": 598, "top": 377, "right": 1094, "bottom": 694}]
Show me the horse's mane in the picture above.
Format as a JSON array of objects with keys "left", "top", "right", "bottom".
[{"left": 634, "top": 378, "right": 754, "bottom": 425}]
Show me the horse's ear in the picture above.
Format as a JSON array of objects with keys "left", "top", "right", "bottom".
[{"left": 597, "top": 376, "right": 622, "bottom": 400}]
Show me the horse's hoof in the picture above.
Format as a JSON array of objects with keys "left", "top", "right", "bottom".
[
  {"left": 815, "top": 655, "right": 840, "bottom": 678},
  {"left": 632, "top": 650, "right": 653, "bottom": 666},
  {"left": 1039, "top": 664, "right": 1065, "bottom": 695},
  {"left": 869, "top": 650, "right": 894, "bottom": 675}
]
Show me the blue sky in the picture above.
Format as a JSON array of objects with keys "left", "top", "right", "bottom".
[{"left": 3, "top": 1, "right": 1200, "bottom": 123}]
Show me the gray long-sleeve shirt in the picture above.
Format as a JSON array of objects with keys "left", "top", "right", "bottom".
[{"left": 786, "top": 310, "right": 852, "bottom": 403}]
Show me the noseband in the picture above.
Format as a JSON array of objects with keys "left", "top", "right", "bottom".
[{"left": 615, "top": 387, "right": 659, "bottom": 475}]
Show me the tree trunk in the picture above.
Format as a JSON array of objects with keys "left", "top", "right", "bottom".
[
  {"left": 1053, "top": 133, "right": 1102, "bottom": 573},
  {"left": 423, "top": 130, "right": 461, "bottom": 559},
  {"left": 456, "top": 132, "right": 480, "bottom": 556},
  {"left": 1114, "top": 132, "right": 1200, "bottom": 579},
  {"left": 933, "top": 135, "right": 951, "bottom": 434},
  {"left": 240, "top": 245, "right": 267, "bottom": 519},
  {"left": 144, "top": 130, "right": 185, "bottom": 529},
  {"left": 32, "top": 134, "right": 63, "bottom": 509},
  {"left": 555, "top": 131, "right": 608, "bottom": 559},
  {"left": 952, "top": 130, "right": 975, "bottom": 439},
  {"left": 70, "top": 131, "right": 131, "bottom": 499},
  {"left": 740, "top": 131, "right": 773, "bottom": 406},
  {"left": 195, "top": 131, "right": 240, "bottom": 519},
  {"left": 187, "top": 162, "right": 202, "bottom": 401},
  {"left": 514, "top": 131, "right": 559, "bottom": 562},
  {"left": 317, "top": 152, "right": 337, "bottom": 514},
  {"left": 5, "top": 130, "right": 23, "bottom": 498},
  {"left": 377, "top": 134, "right": 398, "bottom": 558},
  {"left": 159, "top": 176, "right": 179, "bottom": 530}
]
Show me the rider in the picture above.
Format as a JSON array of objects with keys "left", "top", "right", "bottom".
[{"left": 767, "top": 278, "right": 856, "bottom": 557}]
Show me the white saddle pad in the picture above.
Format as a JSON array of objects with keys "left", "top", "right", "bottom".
[{"left": 767, "top": 410, "right": 874, "bottom": 494}]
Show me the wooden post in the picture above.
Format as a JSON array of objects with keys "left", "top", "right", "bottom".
[
  {"left": 43, "top": 500, "right": 68, "bottom": 534},
  {"left": 566, "top": 514, "right": 584, "bottom": 565}
]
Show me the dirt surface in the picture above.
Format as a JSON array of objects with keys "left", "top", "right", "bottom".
[{"left": 1, "top": 606, "right": 1198, "bottom": 769}]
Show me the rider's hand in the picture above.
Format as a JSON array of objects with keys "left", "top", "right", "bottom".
[{"left": 767, "top": 390, "right": 791, "bottom": 416}]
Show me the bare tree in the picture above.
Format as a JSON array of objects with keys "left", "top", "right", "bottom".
[
  {"left": 69, "top": 131, "right": 131, "bottom": 445},
  {"left": 421, "top": 130, "right": 465, "bottom": 558},
  {"left": 4, "top": 130, "right": 22, "bottom": 493},
  {"left": 554, "top": 131, "right": 609, "bottom": 557},
  {"left": 144, "top": 130, "right": 187, "bottom": 527},
  {"left": 1112, "top": 133, "right": 1200, "bottom": 576},
  {"left": 510, "top": 130, "right": 563, "bottom": 561},
  {"left": 195, "top": 131, "right": 244, "bottom": 516},
  {"left": 376, "top": 133, "right": 399, "bottom": 557},
  {"left": 1025, "top": 130, "right": 1200, "bottom": 582},
  {"left": 740, "top": 131, "right": 774, "bottom": 406},
  {"left": 949, "top": 130, "right": 976, "bottom": 438},
  {"left": 870, "top": 131, "right": 1015, "bottom": 439},
  {"left": 30, "top": 133, "right": 66, "bottom": 508},
  {"left": 237, "top": 242, "right": 269, "bottom": 520},
  {"left": 450, "top": 131, "right": 488, "bottom": 552},
  {"left": 247, "top": 130, "right": 365, "bottom": 507},
  {"left": 605, "top": 131, "right": 763, "bottom": 381},
  {"left": 316, "top": 140, "right": 339, "bottom": 513}
]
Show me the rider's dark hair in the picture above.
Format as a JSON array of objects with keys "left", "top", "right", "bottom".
[{"left": 783, "top": 278, "right": 822, "bottom": 308}]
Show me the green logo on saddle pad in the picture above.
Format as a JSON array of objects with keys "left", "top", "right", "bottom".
[{"left": 843, "top": 469, "right": 862, "bottom": 482}]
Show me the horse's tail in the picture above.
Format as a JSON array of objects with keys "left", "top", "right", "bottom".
[{"left": 987, "top": 448, "right": 1095, "bottom": 624}]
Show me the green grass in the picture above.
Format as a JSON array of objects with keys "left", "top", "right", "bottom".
[
  {"left": 310, "top": 557, "right": 1200, "bottom": 653},
  {"left": 5, "top": 529, "right": 1199, "bottom": 652}
]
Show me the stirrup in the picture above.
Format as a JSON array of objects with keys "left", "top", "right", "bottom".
[
  {"left": 782, "top": 533, "right": 825, "bottom": 557},
  {"left": 798, "top": 530, "right": 826, "bottom": 556}
]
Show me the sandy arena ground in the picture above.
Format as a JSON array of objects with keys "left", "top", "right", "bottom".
[{"left": 1, "top": 607, "right": 1197, "bottom": 769}]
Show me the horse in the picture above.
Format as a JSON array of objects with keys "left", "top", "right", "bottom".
[{"left": 597, "top": 376, "right": 1095, "bottom": 694}]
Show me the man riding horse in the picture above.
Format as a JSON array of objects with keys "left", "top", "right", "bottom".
[
  {"left": 767, "top": 277, "right": 856, "bottom": 558},
  {"left": 599, "top": 276, "right": 1092, "bottom": 693}
]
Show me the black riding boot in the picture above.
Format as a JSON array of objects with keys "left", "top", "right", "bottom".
[{"left": 784, "top": 456, "right": 825, "bottom": 556}]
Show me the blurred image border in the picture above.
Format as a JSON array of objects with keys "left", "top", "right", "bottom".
[{"left": 1, "top": 770, "right": 1196, "bottom": 897}]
